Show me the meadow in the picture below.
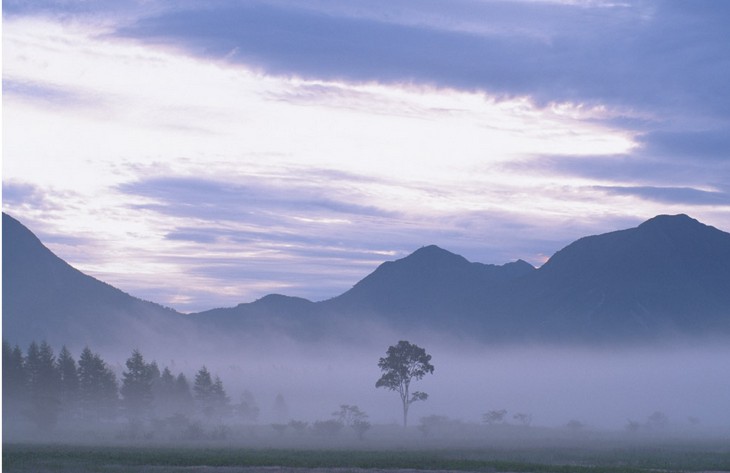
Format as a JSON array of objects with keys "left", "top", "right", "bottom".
[{"left": 4, "top": 439, "right": 730, "bottom": 473}]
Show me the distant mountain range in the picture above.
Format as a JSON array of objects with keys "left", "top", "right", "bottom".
[{"left": 3, "top": 212, "right": 729, "bottom": 346}]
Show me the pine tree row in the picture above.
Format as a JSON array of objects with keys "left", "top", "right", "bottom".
[{"left": 2, "top": 340, "right": 254, "bottom": 435}]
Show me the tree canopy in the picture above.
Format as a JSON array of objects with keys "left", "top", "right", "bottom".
[{"left": 376, "top": 340, "right": 434, "bottom": 427}]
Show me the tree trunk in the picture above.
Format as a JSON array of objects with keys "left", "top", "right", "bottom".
[
  {"left": 402, "top": 383, "right": 409, "bottom": 427},
  {"left": 403, "top": 398, "right": 408, "bottom": 427}
]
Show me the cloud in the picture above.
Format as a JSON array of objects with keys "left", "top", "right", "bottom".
[
  {"left": 1, "top": 0, "right": 166, "bottom": 18},
  {"left": 110, "top": 175, "right": 418, "bottom": 307},
  {"left": 117, "top": 176, "right": 395, "bottom": 222},
  {"left": 639, "top": 130, "right": 730, "bottom": 162},
  {"left": 4, "top": 4, "right": 729, "bottom": 313},
  {"left": 513, "top": 153, "right": 726, "bottom": 190},
  {"left": 3, "top": 181, "right": 53, "bottom": 209},
  {"left": 117, "top": 175, "right": 595, "bottom": 266},
  {"left": 2, "top": 181, "right": 105, "bottom": 250},
  {"left": 111, "top": 174, "right": 592, "bottom": 309},
  {"left": 114, "top": 3, "right": 577, "bottom": 94},
  {"left": 594, "top": 186, "right": 730, "bottom": 206},
  {"left": 1, "top": 182, "right": 93, "bottom": 233},
  {"left": 2, "top": 79, "right": 97, "bottom": 108},
  {"left": 508, "top": 124, "right": 730, "bottom": 195},
  {"left": 116, "top": 1, "right": 730, "bottom": 118},
  {"left": 164, "top": 229, "right": 219, "bottom": 245}
]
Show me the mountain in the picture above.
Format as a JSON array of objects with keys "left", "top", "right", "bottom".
[
  {"left": 319, "top": 245, "right": 534, "bottom": 329},
  {"left": 314, "top": 214, "right": 730, "bottom": 340},
  {"left": 3, "top": 212, "right": 730, "bottom": 346},
  {"left": 188, "top": 245, "right": 536, "bottom": 338},
  {"left": 196, "top": 214, "right": 730, "bottom": 341},
  {"left": 502, "top": 214, "right": 730, "bottom": 340},
  {"left": 192, "top": 294, "right": 322, "bottom": 338},
  {"left": 2, "top": 213, "right": 182, "bottom": 347}
]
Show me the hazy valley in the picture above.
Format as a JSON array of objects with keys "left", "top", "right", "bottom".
[{"left": 3, "top": 212, "right": 730, "bottom": 447}]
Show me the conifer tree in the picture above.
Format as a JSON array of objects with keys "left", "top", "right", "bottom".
[
  {"left": 153, "top": 367, "right": 178, "bottom": 417},
  {"left": 193, "top": 366, "right": 214, "bottom": 418},
  {"left": 273, "top": 393, "right": 289, "bottom": 423},
  {"left": 148, "top": 361, "right": 162, "bottom": 402},
  {"left": 120, "top": 350, "right": 154, "bottom": 421},
  {"left": 2, "top": 340, "right": 27, "bottom": 423},
  {"left": 174, "top": 372, "right": 194, "bottom": 413},
  {"left": 159, "top": 367, "right": 176, "bottom": 395},
  {"left": 25, "top": 341, "right": 61, "bottom": 429},
  {"left": 56, "top": 346, "right": 79, "bottom": 419},
  {"left": 78, "top": 347, "right": 119, "bottom": 422},
  {"left": 193, "top": 367, "right": 229, "bottom": 422},
  {"left": 211, "top": 375, "right": 230, "bottom": 420},
  {"left": 236, "top": 390, "right": 260, "bottom": 423},
  {"left": 3, "top": 341, "right": 26, "bottom": 398}
]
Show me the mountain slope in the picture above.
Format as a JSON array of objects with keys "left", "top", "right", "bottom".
[
  {"left": 315, "top": 215, "right": 730, "bottom": 340},
  {"left": 320, "top": 245, "right": 534, "bottom": 329},
  {"left": 504, "top": 214, "right": 730, "bottom": 340},
  {"left": 192, "top": 293, "right": 322, "bottom": 337},
  {"left": 2, "top": 213, "right": 181, "bottom": 347},
  {"left": 3, "top": 212, "right": 729, "bottom": 346}
]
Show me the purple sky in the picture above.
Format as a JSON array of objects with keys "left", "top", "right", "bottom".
[{"left": 3, "top": 0, "right": 729, "bottom": 312}]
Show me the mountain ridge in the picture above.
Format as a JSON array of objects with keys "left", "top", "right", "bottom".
[
  {"left": 3, "top": 212, "right": 729, "bottom": 345},
  {"left": 500, "top": 213, "right": 730, "bottom": 340},
  {"left": 2, "top": 213, "right": 182, "bottom": 347},
  {"left": 318, "top": 244, "right": 534, "bottom": 330}
]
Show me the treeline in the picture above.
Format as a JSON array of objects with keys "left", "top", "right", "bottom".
[{"left": 2, "top": 340, "right": 260, "bottom": 438}]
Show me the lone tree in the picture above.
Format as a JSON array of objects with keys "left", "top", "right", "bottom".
[{"left": 376, "top": 340, "right": 434, "bottom": 427}]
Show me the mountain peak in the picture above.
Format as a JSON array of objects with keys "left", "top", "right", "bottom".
[
  {"left": 251, "top": 294, "right": 314, "bottom": 306},
  {"left": 638, "top": 213, "right": 701, "bottom": 230},
  {"left": 506, "top": 259, "right": 536, "bottom": 271},
  {"left": 409, "top": 244, "right": 464, "bottom": 260},
  {"left": 633, "top": 213, "right": 726, "bottom": 247},
  {"left": 397, "top": 244, "right": 471, "bottom": 269}
]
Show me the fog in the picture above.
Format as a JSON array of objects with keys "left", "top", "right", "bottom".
[
  {"left": 183, "top": 335, "right": 730, "bottom": 430},
  {"left": 5, "top": 320, "right": 730, "bottom": 446}
]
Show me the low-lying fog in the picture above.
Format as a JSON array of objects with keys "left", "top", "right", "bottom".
[
  {"left": 103, "top": 328, "right": 730, "bottom": 429},
  {"left": 198, "top": 339, "right": 730, "bottom": 431},
  {"left": 6, "top": 322, "right": 730, "bottom": 444}
]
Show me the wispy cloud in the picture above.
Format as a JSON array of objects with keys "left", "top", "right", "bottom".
[
  {"left": 118, "top": 176, "right": 396, "bottom": 222},
  {"left": 594, "top": 186, "right": 730, "bottom": 206},
  {"left": 639, "top": 130, "right": 730, "bottom": 162},
  {"left": 3, "top": 2, "right": 729, "bottom": 311},
  {"left": 3, "top": 181, "right": 54, "bottom": 210},
  {"left": 3, "top": 79, "right": 98, "bottom": 107}
]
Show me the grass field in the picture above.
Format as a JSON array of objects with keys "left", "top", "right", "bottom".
[{"left": 4, "top": 443, "right": 730, "bottom": 473}]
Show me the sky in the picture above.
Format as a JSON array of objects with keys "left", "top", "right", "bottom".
[{"left": 3, "top": 0, "right": 730, "bottom": 313}]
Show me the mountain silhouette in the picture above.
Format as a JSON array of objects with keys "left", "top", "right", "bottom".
[
  {"left": 503, "top": 214, "right": 730, "bottom": 340},
  {"left": 2, "top": 213, "right": 181, "bottom": 347},
  {"left": 3, "top": 212, "right": 729, "bottom": 345},
  {"left": 192, "top": 294, "right": 322, "bottom": 338},
  {"left": 319, "top": 245, "right": 534, "bottom": 329}
]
